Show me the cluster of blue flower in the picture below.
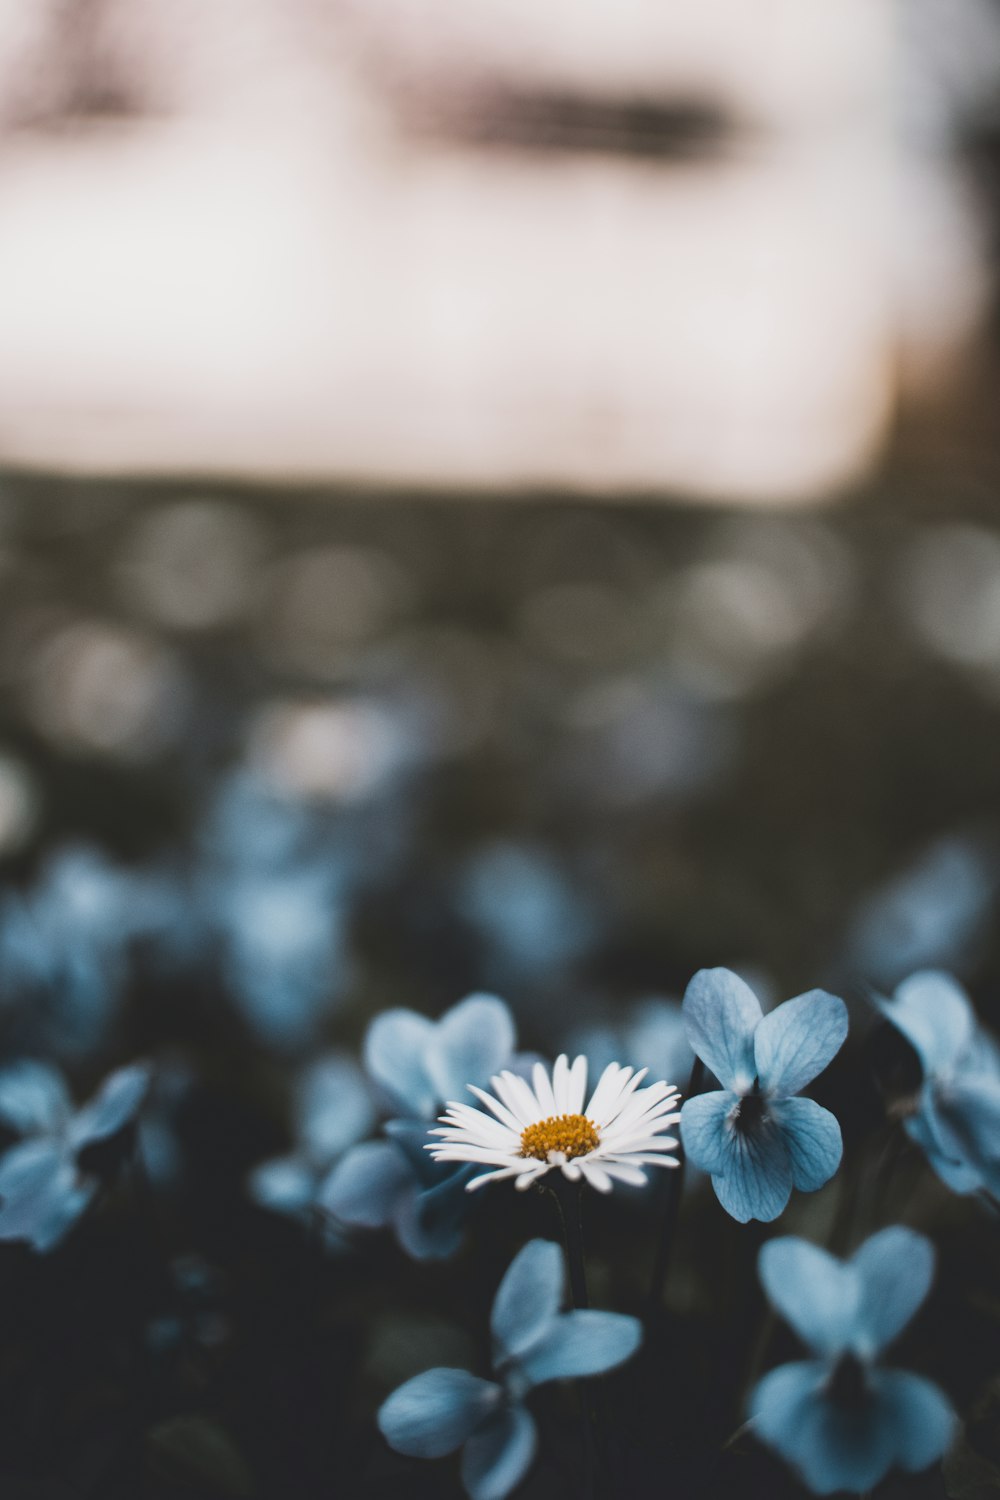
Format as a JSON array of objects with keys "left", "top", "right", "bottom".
[
  {"left": 0, "top": 955, "right": 995, "bottom": 1496},
  {"left": 257, "top": 967, "right": 994, "bottom": 1497}
]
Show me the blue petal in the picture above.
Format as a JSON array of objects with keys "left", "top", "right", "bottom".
[
  {"left": 384, "top": 1118, "right": 439, "bottom": 1181},
  {"left": 518, "top": 1311, "right": 641, "bottom": 1387},
  {"left": 905, "top": 1104, "right": 983, "bottom": 1194},
  {"left": 876, "top": 971, "right": 974, "bottom": 1079},
  {"left": 247, "top": 1156, "right": 316, "bottom": 1216},
  {"left": 850, "top": 1227, "right": 934, "bottom": 1357},
  {"left": 931, "top": 1077, "right": 1000, "bottom": 1197},
  {"left": 758, "top": 1239, "right": 858, "bottom": 1357},
  {"left": 490, "top": 1240, "right": 563, "bottom": 1362},
  {"left": 770, "top": 1097, "right": 843, "bottom": 1191},
  {"left": 0, "top": 1061, "right": 72, "bottom": 1137},
  {"left": 682, "top": 969, "right": 760, "bottom": 1091},
  {"left": 461, "top": 1406, "right": 537, "bottom": 1500},
  {"left": 318, "top": 1141, "right": 412, "bottom": 1229},
  {"left": 365, "top": 1009, "right": 437, "bottom": 1118},
  {"left": 378, "top": 1368, "right": 502, "bottom": 1458},
  {"left": 424, "top": 994, "right": 516, "bottom": 1106},
  {"left": 396, "top": 1167, "right": 478, "bottom": 1261},
  {"left": 628, "top": 999, "right": 693, "bottom": 1085},
  {"left": 680, "top": 1092, "right": 737, "bottom": 1174},
  {"left": 69, "top": 1063, "right": 151, "bottom": 1148},
  {"left": 754, "top": 990, "right": 848, "bottom": 1097},
  {"left": 870, "top": 1368, "right": 956, "bottom": 1472},
  {"left": 0, "top": 1138, "right": 95, "bottom": 1250},
  {"left": 750, "top": 1361, "right": 896, "bottom": 1494},
  {"left": 710, "top": 1117, "right": 793, "bottom": 1223},
  {"left": 297, "top": 1054, "right": 375, "bottom": 1165}
]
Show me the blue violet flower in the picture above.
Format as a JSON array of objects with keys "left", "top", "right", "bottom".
[
  {"left": 0, "top": 1059, "right": 151, "bottom": 1250},
  {"left": 750, "top": 1228, "right": 955, "bottom": 1493},
  {"left": 875, "top": 970, "right": 1000, "bottom": 1198},
  {"left": 378, "top": 1238, "right": 641, "bottom": 1500},
  {"left": 320, "top": 993, "right": 520, "bottom": 1259},
  {"left": 680, "top": 968, "right": 848, "bottom": 1221}
]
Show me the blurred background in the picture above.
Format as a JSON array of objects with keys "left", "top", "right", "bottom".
[{"left": 1, "top": 1, "right": 1000, "bottom": 1496}]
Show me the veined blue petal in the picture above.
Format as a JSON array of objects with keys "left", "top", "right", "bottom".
[
  {"left": 770, "top": 1097, "right": 843, "bottom": 1192},
  {"left": 490, "top": 1240, "right": 563, "bottom": 1362},
  {"left": 0, "top": 1061, "right": 72, "bottom": 1136},
  {"left": 754, "top": 991, "right": 848, "bottom": 1097},
  {"left": 876, "top": 971, "right": 975, "bottom": 1079},
  {"left": 318, "top": 1141, "right": 412, "bottom": 1229},
  {"left": 710, "top": 1116, "right": 793, "bottom": 1223},
  {"left": 461, "top": 1406, "right": 537, "bottom": 1500},
  {"left": 518, "top": 1310, "right": 641, "bottom": 1387},
  {"left": 378, "top": 1368, "right": 502, "bottom": 1458},
  {"left": 751, "top": 1360, "right": 896, "bottom": 1494},
  {"left": 870, "top": 1368, "right": 956, "bottom": 1472},
  {"left": 758, "top": 1239, "right": 858, "bottom": 1358},
  {"left": 682, "top": 969, "right": 760, "bottom": 1091},
  {"left": 850, "top": 1228, "right": 934, "bottom": 1358},
  {"left": 69, "top": 1063, "right": 151, "bottom": 1148},
  {"left": 680, "top": 1092, "right": 737, "bottom": 1174},
  {"left": 365, "top": 1009, "right": 437, "bottom": 1118},
  {"left": 425, "top": 995, "right": 516, "bottom": 1107}
]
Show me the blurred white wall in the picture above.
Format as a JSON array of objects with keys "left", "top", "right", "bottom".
[{"left": 0, "top": 0, "right": 991, "bottom": 502}]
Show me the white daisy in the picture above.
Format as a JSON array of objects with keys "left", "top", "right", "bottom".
[{"left": 427, "top": 1054, "right": 682, "bottom": 1194}]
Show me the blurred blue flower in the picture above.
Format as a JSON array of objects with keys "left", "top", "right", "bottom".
[
  {"left": 568, "top": 997, "right": 693, "bottom": 1096},
  {"left": 875, "top": 971, "right": 1000, "bottom": 1197},
  {"left": 378, "top": 1238, "right": 641, "bottom": 1500},
  {"left": 456, "top": 843, "right": 599, "bottom": 989},
  {"left": 248, "top": 1052, "right": 375, "bottom": 1243},
  {"left": 320, "top": 993, "right": 519, "bottom": 1259},
  {"left": 680, "top": 969, "right": 847, "bottom": 1222},
  {"left": 0, "top": 846, "right": 170, "bottom": 1056},
  {"left": 0, "top": 1059, "right": 150, "bottom": 1250},
  {"left": 847, "top": 838, "right": 995, "bottom": 990},
  {"left": 195, "top": 776, "right": 353, "bottom": 1050},
  {"left": 750, "top": 1228, "right": 955, "bottom": 1493}
]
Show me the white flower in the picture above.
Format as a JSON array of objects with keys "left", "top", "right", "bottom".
[{"left": 427, "top": 1054, "right": 682, "bottom": 1194}]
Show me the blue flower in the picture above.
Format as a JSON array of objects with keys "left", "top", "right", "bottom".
[
  {"left": 875, "top": 971, "right": 1000, "bottom": 1197},
  {"left": 846, "top": 838, "right": 995, "bottom": 990},
  {"left": 0, "top": 846, "right": 169, "bottom": 1056},
  {"left": 378, "top": 1238, "right": 641, "bottom": 1500},
  {"left": 0, "top": 1059, "right": 150, "bottom": 1250},
  {"left": 319, "top": 994, "right": 519, "bottom": 1259},
  {"left": 248, "top": 1052, "right": 375, "bottom": 1242},
  {"left": 750, "top": 1229, "right": 955, "bottom": 1493},
  {"left": 679, "top": 969, "right": 847, "bottom": 1222},
  {"left": 191, "top": 773, "right": 356, "bottom": 1050},
  {"left": 456, "top": 842, "right": 599, "bottom": 989}
]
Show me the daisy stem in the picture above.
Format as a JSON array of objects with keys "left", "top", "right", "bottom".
[
  {"left": 548, "top": 1177, "right": 589, "bottom": 1308},
  {"left": 646, "top": 1056, "right": 703, "bottom": 1319},
  {"left": 547, "top": 1179, "right": 603, "bottom": 1497}
]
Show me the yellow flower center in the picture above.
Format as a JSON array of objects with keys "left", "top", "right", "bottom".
[{"left": 519, "top": 1113, "right": 600, "bottom": 1161}]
